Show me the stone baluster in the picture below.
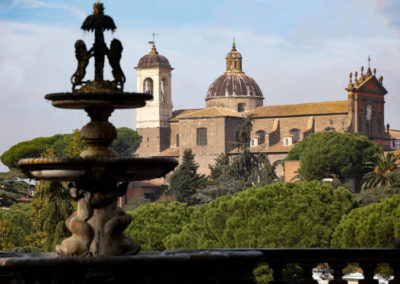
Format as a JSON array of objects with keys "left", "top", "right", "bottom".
[
  {"left": 359, "top": 262, "right": 379, "bottom": 284},
  {"left": 269, "top": 262, "right": 287, "bottom": 284},
  {"left": 299, "top": 262, "right": 318, "bottom": 284},
  {"left": 389, "top": 263, "right": 400, "bottom": 284},
  {"left": 329, "top": 262, "right": 348, "bottom": 284}
]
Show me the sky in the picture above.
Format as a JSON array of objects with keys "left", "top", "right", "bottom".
[{"left": 0, "top": 0, "right": 400, "bottom": 171}]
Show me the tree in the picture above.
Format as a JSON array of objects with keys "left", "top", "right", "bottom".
[
  {"left": 169, "top": 149, "right": 207, "bottom": 205},
  {"left": 65, "top": 129, "right": 87, "bottom": 157},
  {"left": 124, "top": 202, "right": 193, "bottom": 251},
  {"left": 166, "top": 181, "right": 356, "bottom": 250},
  {"left": 0, "top": 203, "right": 32, "bottom": 250},
  {"left": 286, "top": 132, "right": 382, "bottom": 182},
  {"left": 0, "top": 134, "right": 73, "bottom": 169},
  {"left": 331, "top": 194, "right": 400, "bottom": 248},
  {"left": 1, "top": 127, "right": 141, "bottom": 169},
  {"left": 362, "top": 152, "right": 399, "bottom": 190},
  {"left": 110, "top": 127, "right": 142, "bottom": 156},
  {"left": 27, "top": 149, "right": 74, "bottom": 251}
]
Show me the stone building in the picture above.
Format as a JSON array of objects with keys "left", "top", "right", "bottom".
[{"left": 135, "top": 42, "right": 393, "bottom": 177}]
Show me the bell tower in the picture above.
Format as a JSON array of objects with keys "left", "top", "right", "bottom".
[{"left": 135, "top": 42, "right": 173, "bottom": 156}]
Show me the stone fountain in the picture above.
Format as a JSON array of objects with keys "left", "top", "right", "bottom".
[{"left": 17, "top": 2, "right": 178, "bottom": 257}]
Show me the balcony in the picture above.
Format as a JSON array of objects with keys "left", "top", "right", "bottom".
[{"left": 1, "top": 248, "right": 399, "bottom": 283}]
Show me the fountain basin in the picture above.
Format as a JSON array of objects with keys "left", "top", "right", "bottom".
[
  {"left": 18, "top": 156, "right": 178, "bottom": 181},
  {"left": 45, "top": 92, "right": 153, "bottom": 109}
]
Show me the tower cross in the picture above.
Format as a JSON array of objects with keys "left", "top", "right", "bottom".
[{"left": 368, "top": 55, "right": 371, "bottom": 69}]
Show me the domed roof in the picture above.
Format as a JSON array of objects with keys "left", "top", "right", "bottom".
[
  {"left": 136, "top": 44, "right": 171, "bottom": 69},
  {"left": 206, "top": 42, "right": 263, "bottom": 100},
  {"left": 226, "top": 43, "right": 242, "bottom": 59},
  {"left": 206, "top": 73, "right": 263, "bottom": 99}
]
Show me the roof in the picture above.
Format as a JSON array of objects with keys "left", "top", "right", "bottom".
[
  {"left": 176, "top": 107, "right": 243, "bottom": 119},
  {"left": 128, "top": 180, "right": 164, "bottom": 188},
  {"left": 136, "top": 44, "right": 171, "bottom": 69},
  {"left": 389, "top": 129, "right": 400, "bottom": 138},
  {"left": 154, "top": 147, "right": 179, "bottom": 157},
  {"left": 345, "top": 67, "right": 387, "bottom": 94},
  {"left": 250, "top": 101, "right": 348, "bottom": 117},
  {"left": 206, "top": 73, "right": 263, "bottom": 100},
  {"left": 170, "top": 109, "right": 202, "bottom": 122}
]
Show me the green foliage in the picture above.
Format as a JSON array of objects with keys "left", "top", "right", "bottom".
[
  {"left": 26, "top": 149, "right": 74, "bottom": 251},
  {"left": 0, "top": 203, "right": 32, "bottom": 250},
  {"left": 331, "top": 194, "right": 400, "bottom": 248},
  {"left": 0, "top": 134, "right": 73, "bottom": 169},
  {"left": 286, "top": 132, "right": 382, "bottom": 182},
  {"left": 125, "top": 202, "right": 193, "bottom": 251},
  {"left": 1, "top": 127, "right": 141, "bottom": 169},
  {"left": 362, "top": 152, "right": 399, "bottom": 190},
  {"left": 65, "top": 129, "right": 87, "bottom": 157},
  {"left": 170, "top": 149, "right": 207, "bottom": 205},
  {"left": 110, "top": 127, "right": 142, "bottom": 156},
  {"left": 355, "top": 186, "right": 400, "bottom": 207},
  {"left": 166, "top": 181, "right": 356, "bottom": 250}
]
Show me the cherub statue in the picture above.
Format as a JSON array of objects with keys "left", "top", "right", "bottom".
[
  {"left": 108, "top": 39, "right": 126, "bottom": 90},
  {"left": 70, "top": 40, "right": 93, "bottom": 92}
]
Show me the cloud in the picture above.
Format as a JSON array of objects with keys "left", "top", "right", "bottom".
[
  {"left": 375, "top": 0, "right": 400, "bottom": 33},
  {"left": 2, "top": 0, "right": 86, "bottom": 19}
]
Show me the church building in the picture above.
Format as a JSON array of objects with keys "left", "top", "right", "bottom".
[{"left": 134, "top": 41, "right": 393, "bottom": 176}]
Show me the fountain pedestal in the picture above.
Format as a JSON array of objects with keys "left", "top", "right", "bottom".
[{"left": 18, "top": 2, "right": 178, "bottom": 257}]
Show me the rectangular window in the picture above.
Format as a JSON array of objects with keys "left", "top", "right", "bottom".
[
  {"left": 196, "top": 128, "right": 207, "bottom": 146},
  {"left": 176, "top": 134, "right": 179, "bottom": 147}
]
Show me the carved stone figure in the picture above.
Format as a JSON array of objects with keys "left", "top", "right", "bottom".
[
  {"left": 56, "top": 186, "right": 93, "bottom": 256},
  {"left": 108, "top": 39, "right": 126, "bottom": 90},
  {"left": 70, "top": 40, "right": 93, "bottom": 92}
]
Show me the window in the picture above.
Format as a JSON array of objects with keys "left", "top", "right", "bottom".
[
  {"left": 238, "top": 103, "right": 246, "bottom": 112},
  {"left": 176, "top": 134, "right": 179, "bottom": 147},
  {"left": 161, "top": 79, "right": 166, "bottom": 102},
  {"left": 289, "top": 128, "right": 300, "bottom": 142},
  {"left": 196, "top": 128, "right": 207, "bottom": 146},
  {"left": 143, "top": 78, "right": 153, "bottom": 94},
  {"left": 256, "top": 130, "right": 266, "bottom": 144},
  {"left": 283, "top": 137, "right": 292, "bottom": 146}
]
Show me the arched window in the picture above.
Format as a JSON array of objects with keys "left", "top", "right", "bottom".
[
  {"left": 161, "top": 79, "right": 166, "bottom": 102},
  {"left": 196, "top": 128, "right": 207, "bottom": 146},
  {"left": 238, "top": 103, "right": 246, "bottom": 112},
  {"left": 256, "top": 130, "right": 266, "bottom": 144},
  {"left": 143, "top": 78, "right": 153, "bottom": 94},
  {"left": 289, "top": 128, "right": 300, "bottom": 142}
]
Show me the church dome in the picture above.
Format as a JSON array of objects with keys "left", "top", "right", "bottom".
[
  {"left": 206, "top": 41, "right": 263, "bottom": 101},
  {"left": 206, "top": 73, "right": 263, "bottom": 99},
  {"left": 136, "top": 44, "right": 171, "bottom": 69}
]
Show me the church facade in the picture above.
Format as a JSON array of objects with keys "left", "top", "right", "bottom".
[{"left": 134, "top": 42, "right": 393, "bottom": 176}]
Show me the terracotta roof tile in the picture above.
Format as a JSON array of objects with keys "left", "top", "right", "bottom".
[
  {"left": 170, "top": 109, "right": 201, "bottom": 122},
  {"left": 389, "top": 129, "right": 400, "bottom": 138},
  {"left": 250, "top": 101, "right": 348, "bottom": 117},
  {"left": 154, "top": 147, "right": 179, "bottom": 157},
  {"left": 177, "top": 107, "right": 243, "bottom": 119}
]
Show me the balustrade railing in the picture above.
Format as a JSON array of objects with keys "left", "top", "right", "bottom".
[{"left": 1, "top": 248, "right": 400, "bottom": 283}]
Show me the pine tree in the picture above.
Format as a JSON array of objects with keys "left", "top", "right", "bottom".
[
  {"left": 169, "top": 149, "right": 207, "bottom": 205},
  {"left": 27, "top": 149, "right": 74, "bottom": 251}
]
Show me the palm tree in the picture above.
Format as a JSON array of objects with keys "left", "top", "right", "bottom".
[{"left": 362, "top": 152, "right": 399, "bottom": 189}]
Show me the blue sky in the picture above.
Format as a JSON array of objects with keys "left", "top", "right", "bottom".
[{"left": 1, "top": 0, "right": 400, "bottom": 171}]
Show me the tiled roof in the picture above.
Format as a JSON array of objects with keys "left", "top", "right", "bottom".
[
  {"left": 154, "top": 147, "right": 179, "bottom": 157},
  {"left": 250, "top": 101, "right": 348, "bottom": 117},
  {"left": 389, "top": 129, "right": 400, "bottom": 138},
  {"left": 170, "top": 109, "right": 201, "bottom": 122},
  {"left": 128, "top": 180, "right": 164, "bottom": 188},
  {"left": 177, "top": 107, "right": 243, "bottom": 119}
]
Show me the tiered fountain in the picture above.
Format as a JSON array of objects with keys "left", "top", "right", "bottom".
[{"left": 18, "top": 2, "right": 177, "bottom": 257}]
